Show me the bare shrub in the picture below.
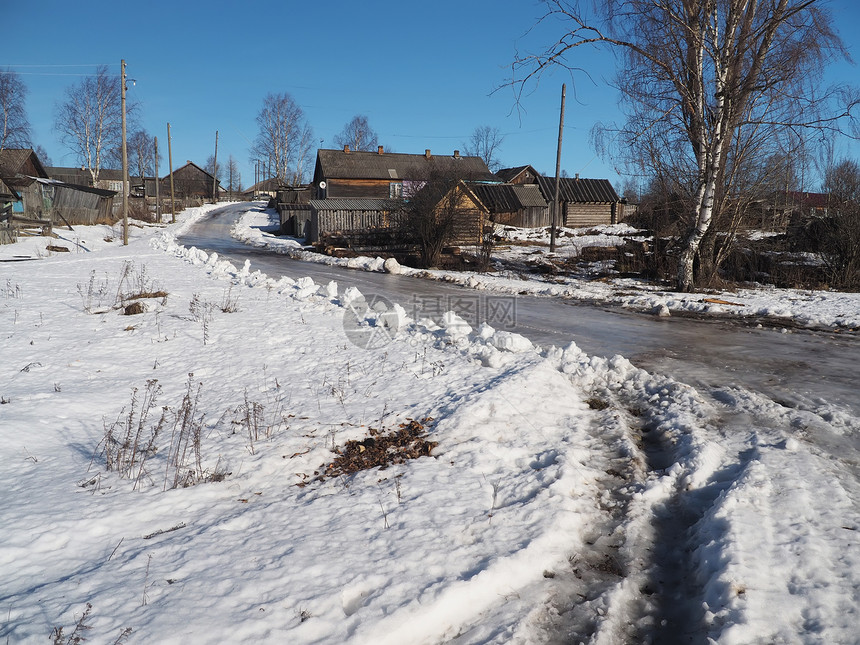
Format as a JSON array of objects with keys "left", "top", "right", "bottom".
[
  {"left": 97, "top": 380, "right": 166, "bottom": 489},
  {"left": 96, "top": 376, "right": 225, "bottom": 491},
  {"left": 235, "top": 376, "right": 291, "bottom": 455}
]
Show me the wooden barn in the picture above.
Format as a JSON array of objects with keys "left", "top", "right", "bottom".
[
  {"left": 470, "top": 183, "right": 549, "bottom": 228},
  {"left": 312, "top": 146, "right": 499, "bottom": 200}
]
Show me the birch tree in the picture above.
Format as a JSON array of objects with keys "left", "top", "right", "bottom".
[
  {"left": 251, "top": 92, "right": 311, "bottom": 185},
  {"left": 54, "top": 65, "right": 124, "bottom": 185},
  {"left": 333, "top": 115, "right": 379, "bottom": 152},
  {"left": 512, "top": 0, "right": 858, "bottom": 291},
  {"left": 128, "top": 129, "right": 159, "bottom": 181},
  {"left": 0, "top": 69, "right": 30, "bottom": 152}
]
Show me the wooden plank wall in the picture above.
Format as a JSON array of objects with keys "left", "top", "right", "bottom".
[{"left": 564, "top": 203, "right": 615, "bottom": 228}]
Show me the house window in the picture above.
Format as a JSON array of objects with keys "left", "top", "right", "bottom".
[{"left": 389, "top": 182, "right": 403, "bottom": 198}]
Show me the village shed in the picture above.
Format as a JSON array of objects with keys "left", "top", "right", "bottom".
[
  {"left": 533, "top": 175, "right": 622, "bottom": 227},
  {"left": 470, "top": 183, "right": 549, "bottom": 228},
  {"left": 307, "top": 198, "right": 403, "bottom": 246},
  {"left": 34, "top": 178, "right": 117, "bottom": 226}
]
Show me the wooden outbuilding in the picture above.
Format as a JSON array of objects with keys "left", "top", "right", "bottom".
[
  {"left": 34, "top": 178, "right": 117, "bottom": 226},
  {"left": 306, "top": 198, "right": 404, "bottom": 246},
  {"left": 498, "top": 166, "right": 622, "bottom": 228},
  {"left": 470, "top": 183, "right": 549, "bottom": 228}
]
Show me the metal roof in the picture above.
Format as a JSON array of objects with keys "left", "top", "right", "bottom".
[
  {"left": 309, "top": 198, "right": 404, "bottom": 211},
  {"left": 316, "top": 149, "right": 499, "bottom": 183},
  {"left": 534, "top": 175, "right": 620, "bottom": 203},
  {"left": 469, "top": 184, "right": 548, "bottom": 213}
]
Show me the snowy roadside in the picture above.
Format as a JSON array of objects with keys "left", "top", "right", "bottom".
[
  {"left": 1, "top": 206, "right": 858, "bottom": 643},
  {"left": 231, "top": 205, "right": 860, "bottom": 331}
]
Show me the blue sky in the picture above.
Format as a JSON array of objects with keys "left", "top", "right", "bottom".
[{"left": 3, "top": 0, "right": 858, "bottom": 193}]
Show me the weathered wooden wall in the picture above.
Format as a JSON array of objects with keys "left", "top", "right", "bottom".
[
  {"left": 52, "top": 186, "right": 113, "bottom": 225},
  {"left": 493, "top": 206, "right": 551, "bottom": 228},
  {"left": 565, "top": 203, "right": 616, "bottom": 228}
]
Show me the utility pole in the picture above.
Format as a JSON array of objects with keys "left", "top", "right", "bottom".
[
  {"left": 551, "top": 83, "right": 566, "bottom": 254},
  {"left": 212, "top": 130, "right": 218, "bottom": 204},
  {"left": 168, "top": 122, "right": 176, "bottom": 223},
  {"left": 154, "top": 136, "right": 160, "bottom": 222},
  {"left": 121, "top": 59, "right": 129, "bottom": 245}
]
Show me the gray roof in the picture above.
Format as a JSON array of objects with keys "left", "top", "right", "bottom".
[
  {"left": 34, "top": 177, "right": 116, "bottom": 197},
  {"left": 534, "top": 176, "right": 620, "bottom": 204},
  {"left": 0, "top": 149, "right": 49, "bottom": 180},
  {"left": 48, "top": 167, "right": 128, "bottom": 184},
  {"left": 470, "top": 184, "right": 547, "bottom": 212},
  {"left": 309, "top": 198, "right": 403, "bottom": 211},
  {"left": 495, "top": 165, "right": 538, "bottom": 183},
  {"left": 316, "top": 148, "right": 499, "bottom": 183}
]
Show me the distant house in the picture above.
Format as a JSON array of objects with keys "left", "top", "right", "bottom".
[
  {"left": 160, "top": 162, "right": 222, "bottom": 201},
  {"left": 243, "top": 177, "right": 282, "bottom": 202},
  {"left": 312, "top": 146, "right": 499, "bottom": 200},
  {"left": 495, "top": 165, "right": 541, "bottom": 186}
]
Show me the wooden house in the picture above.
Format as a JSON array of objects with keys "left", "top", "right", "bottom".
[
  {"left": 470, "top": 183, "right": 549, "bottom": 228},
  {"left": 312, "top": 146, "right": 499, "bottom": 200},
  {"left": 160, "top": 161, "right": 222, "bottom": 201},
  {"left": 243, "top": 177, "right": 283, "bottom": 202}
]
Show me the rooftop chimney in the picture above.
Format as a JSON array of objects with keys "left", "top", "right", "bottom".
[
  {"left": 575, "top": 173, "right": 579, "bottom": 180},
  {"left": 425, "top": 149, "right": 431, "bottom": 158},
  {"left": 453, "top": 150, "right": 460, "bottom": 159},
  {"left": 343, "top": 145, "right": 350, "bottom": 153},
  {"left": 378, "top": 145, "right": 384, "bottom": 154}
]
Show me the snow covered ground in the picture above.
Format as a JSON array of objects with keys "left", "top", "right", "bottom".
[
  {"left": 231, "top": 207, "right": 860, "bottom": 331},
  {"left": 1, "top": 205, "right": 858, "bottom": 644}
]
